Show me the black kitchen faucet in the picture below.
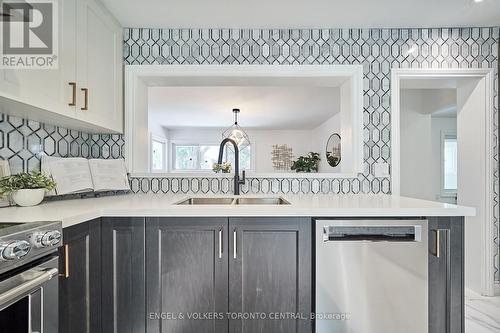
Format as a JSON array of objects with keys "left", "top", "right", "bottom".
[{"left": 217, "top": 138, "right": 246, "bottom": 195}]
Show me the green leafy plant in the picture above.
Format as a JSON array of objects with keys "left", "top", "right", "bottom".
[
  {"left": 212, "top": 162, "right": 232, "bottom": 173},
  {"left": 0, "top": 171, "right": 56, "bottom": 197},
  {"left": 291, "top": 152, "right": 321, "bottom": 173}
]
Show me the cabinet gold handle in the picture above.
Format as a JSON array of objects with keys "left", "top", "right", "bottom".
[
  {"left": 81, "top": 88, "right": 88, "bottom": 111},
  {"left": 68, "top": 82, "right": 76, "bottom": 106},
  {"left": 233, "top": 229, "right": 237, "bottom": 259},
  {"left": 218, "top": 228, "right": 223, "bottom": 259},
  {"left": 435, "top": 230, "right": 441, "bottom": 258},
  {"left": 59, "top": 244, "right": 70, "bottom": 278},
  {"left": 434, "top": 229, "right": 447, "bottom": 258}
]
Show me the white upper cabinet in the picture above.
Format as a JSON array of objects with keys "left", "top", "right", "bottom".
[
  {"left": 0, "top": 0, "right": 123, "bottom": 134},
  {"left": 76, "top": 0, "right": 123, "bottom": 133},
  {"left": 0, "top": 0, "right": 77, "bottom": 120}
]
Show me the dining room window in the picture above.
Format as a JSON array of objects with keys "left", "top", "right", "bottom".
[
  {"left": 441, "top": 133, "right": 458, "bottom": 196},
  {"left": 171, "top": 143, "right": 252, "bottom": 171}
]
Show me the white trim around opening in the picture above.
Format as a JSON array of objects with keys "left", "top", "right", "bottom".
[
  {"left": 125, "top": 64, "right": 364, "bottom": 178},
  {"left": 391, "top": 68, "right": 496, "bottom": 296}
]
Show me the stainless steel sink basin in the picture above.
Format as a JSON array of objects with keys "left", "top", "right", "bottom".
[
  {"left": 175, "top": 197, "right": 235, "bottom": 205},
  {"left": 175, "top": 197, "right": 290, "bottom": 205},
  {"left": 234, "top": 197, "right": 290, "bottom": 205}
]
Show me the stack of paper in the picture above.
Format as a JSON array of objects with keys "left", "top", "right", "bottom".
[
  {"left": 88, "top": 159, "right": 130, "bottom": 192},
  {"left": 41, "top": 157, "right": 130, "bottom": 195}
]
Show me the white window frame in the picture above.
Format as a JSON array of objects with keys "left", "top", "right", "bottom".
[
  {"left": 170, "top": 141, "right": 254, "bottom": 173},
  {"left": 150, "top": 134, "right": 168, "bottom": 173},
  {"left": 440, "top": 131, "right": 458, "bottom": 198}
]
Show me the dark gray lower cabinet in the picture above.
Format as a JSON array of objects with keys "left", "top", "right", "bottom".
[
  {"left": 428, "top": 216, "right": 464, "bottom": 333},
  {"left": 59, "top": 215, "right": 462, "bottom": 333},
  {"left": 59, "top": 218, "right": 101, "bottom": 333},
  {"left": 145, "top": 217, "right": 229, "bottom": 333},
  {"left": 145, "top": 217, "right": 312, "bottom": 333},
  {"left": 101, "top": 217, "right": 146, "bottom": 333},
  {"left": 229, "top": 217, "right": 312, "bottom": 333}
]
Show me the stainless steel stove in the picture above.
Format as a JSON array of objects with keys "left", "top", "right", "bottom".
[{"left": 0, "top": 221, "right": 62, "bottom": 333}]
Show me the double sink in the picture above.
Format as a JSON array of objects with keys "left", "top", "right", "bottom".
[{"left": 175, "top": 197, "right": 290, "bottom": 205}]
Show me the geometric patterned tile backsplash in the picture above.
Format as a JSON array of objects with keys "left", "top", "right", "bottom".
[
  {"left": 124, "top": 27, "right": 499, "bottom": 280},
  {"left": 129, "top": 176, "right": 367, "bottom": 195},
  {"left": 0, "top": 113, "right": 124, "bottom": 174}
]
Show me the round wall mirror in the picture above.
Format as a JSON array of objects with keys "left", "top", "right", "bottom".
[{"left": 326, "top": 133, "right": 341, "bottom": 167}]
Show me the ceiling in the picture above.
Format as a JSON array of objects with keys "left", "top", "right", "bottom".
[
  {"left": 101, "top": 0, "right": 500, "bottom": 29},
  {"left": 148, "top": 86, "right": 340, "bottom": 130},
  {"left": 402, "top": 88, "right": 457, "bottom": 118}
]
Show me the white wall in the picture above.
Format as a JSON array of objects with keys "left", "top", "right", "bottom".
[
  {"left": 456, "top": 77, "right": 487, "bottom": 294},
  {"left": 131, "top": 78, "right": 150, "bottom": 172},
  {"left": 149, "top": 118, "right": 169, "bottom": 139},
  {"left": 400, "top": 89, "right": 457, "bottom": 202},
  {"left": 400, "top": 90, "right": 434, "bottom": 200}
]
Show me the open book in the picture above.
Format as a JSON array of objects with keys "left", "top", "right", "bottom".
[{"left": 41, "top": 157, "right": 130, "bottom": 195}]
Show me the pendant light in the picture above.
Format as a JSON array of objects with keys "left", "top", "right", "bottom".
[{"left": 221, "top": 108, "right": 250, "bottom": 151}]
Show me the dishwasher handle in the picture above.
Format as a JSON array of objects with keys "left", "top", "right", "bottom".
[{"left": 323, "top": 225, "right": 422, "bottom": 242}]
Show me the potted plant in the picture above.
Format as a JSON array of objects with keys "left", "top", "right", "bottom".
[
  {"left": 0, "top": 171, "right": 56, "bottom": 207},
  {"left": 291, "top": 152, "right": 321, "bottom": 173},
  {"left": 212, "top": 162, "right": 232, "bottom": 173}
]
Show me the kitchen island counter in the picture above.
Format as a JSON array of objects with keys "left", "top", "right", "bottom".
[{"left": 0, "top": 193, "right": 475, "bottom": 228}]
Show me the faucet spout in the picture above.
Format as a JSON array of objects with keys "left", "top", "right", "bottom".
[{"left": 217, "top": 138, "right": 245, "bottom": 195}]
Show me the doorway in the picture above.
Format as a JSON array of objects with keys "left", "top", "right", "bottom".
[
  {"left": 391, "top": 68, "right": 496, "bottom": 298},
  {"left": 399, "top": 85, "right": 458, "bottom": 204}
]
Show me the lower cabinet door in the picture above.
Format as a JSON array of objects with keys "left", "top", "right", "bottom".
[
  {"left": 145, "top": 217, "right": 229, "bottom": 333},
  {"left": 428, "top": 217, "right": 465, "bottom": 333},
  {"left": 59, "top": 218, "right": 101, "bottom": 333},
  {"left": 228, "top": 217, "right": 312, "bottom": 333},
  {"left": 101, "top": 217, "right": 146, "bottom": 333}
]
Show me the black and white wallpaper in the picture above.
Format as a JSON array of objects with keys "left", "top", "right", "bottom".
[
  {"left": 124, "top": 27, "right": 499, "bottom": 281},
  {"left": 0, "top": 113, "right": 124, "bottom": 174},
  {"left": 0, "top": 27, "right": 498, "bottom": 280}
]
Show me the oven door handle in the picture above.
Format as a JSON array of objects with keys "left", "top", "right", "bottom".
[{"left": 0, "top": 268, "right": 58, "bottom": 307}]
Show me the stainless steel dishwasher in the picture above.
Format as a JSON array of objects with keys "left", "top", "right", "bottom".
[{"left": 315, "top": 219, "right": 428, "bottom": 333}]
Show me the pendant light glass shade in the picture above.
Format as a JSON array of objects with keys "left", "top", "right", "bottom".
[{"left": 222, "top": 108, "right": 251, "bottom": 151}]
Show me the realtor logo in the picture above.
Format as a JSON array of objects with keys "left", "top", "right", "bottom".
[{"left": 1, "top": 0, "right": 58, "bottom": 68}]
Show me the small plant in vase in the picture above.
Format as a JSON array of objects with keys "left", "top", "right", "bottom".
[
  {"left": 212, "top": 162, "right": 232, "bottom": 173},
  {"left": 291, "top": 152, "right": 321, "bottom": 173},
  {"left": 0, "top": 171, "right": 56, "bottom": 207}
]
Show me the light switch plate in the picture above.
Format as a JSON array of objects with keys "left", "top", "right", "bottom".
[{"left": 374, "top": 162, "right": 390, "bottom": 178}]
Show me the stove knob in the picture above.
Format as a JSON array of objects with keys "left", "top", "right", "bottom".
[
  {"left": 0, "top": 240, "right": 31, "bottom": 260},
  {"left": 41, "top": 230, "right": 62, "bottom": 247}
]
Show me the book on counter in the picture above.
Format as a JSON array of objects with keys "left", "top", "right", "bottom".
[{"left": 41, "top": 157, "right": 130, "bottom": 195}]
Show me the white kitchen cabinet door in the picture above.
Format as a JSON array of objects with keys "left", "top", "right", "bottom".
[
  {"left": 76, "top": 0, "right": 123, "bottom": 133},
  {"left": 0, "top": 0, "right": 77, "bottom": 118}
]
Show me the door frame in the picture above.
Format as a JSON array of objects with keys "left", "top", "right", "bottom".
[{"left": 390, "top": 68, "right": 496, "bottom": 296}]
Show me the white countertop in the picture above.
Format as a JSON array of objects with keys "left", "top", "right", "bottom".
[{"left": 0, "top": 194, "right": 475, "bottom": 228}]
